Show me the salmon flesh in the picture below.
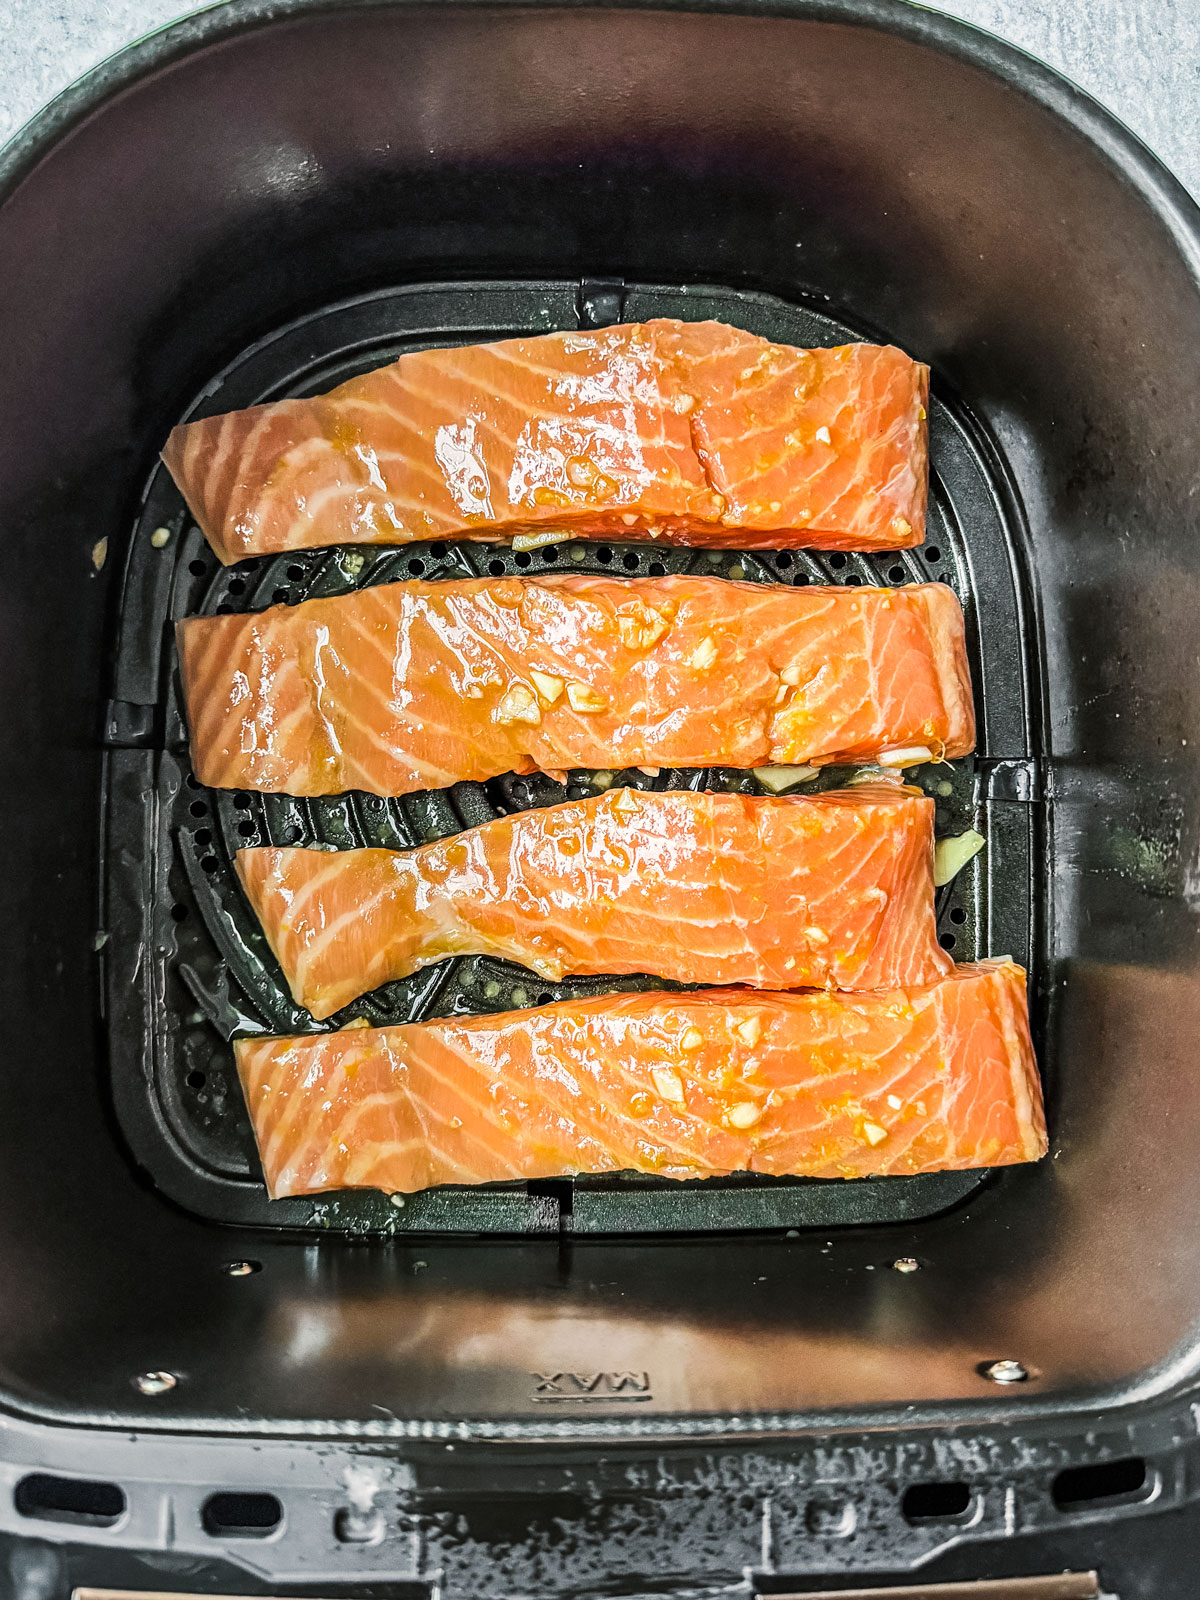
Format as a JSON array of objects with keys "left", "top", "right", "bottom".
[
  {"left": 176, "top": 574, "right": 974, "bottom": 796},
  {"left": 235, "top": 961, "right": 1046, "bottom": 1198},
  {"left": 162, "top": 320, "right": 928, "bottom": 562},
  {"left": 238, "top": 785, "right": 953, "bottom": 1020}
]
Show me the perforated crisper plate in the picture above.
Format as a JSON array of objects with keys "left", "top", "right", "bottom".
[{"left": 101, "top": 280, "right": 1040, "bottom": 1234}]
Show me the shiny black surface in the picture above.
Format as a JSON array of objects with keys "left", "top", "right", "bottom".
[{"left": 0, "top": 0, "right": 1199, "bottom": 1586}]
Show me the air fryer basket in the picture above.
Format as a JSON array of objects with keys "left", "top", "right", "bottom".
[
  {"left": 1, "top": 0, "right": 1200, "bottom": 1593},
  {"left": 110, "top": 275, "right": 1033, "bottom": 1236}
]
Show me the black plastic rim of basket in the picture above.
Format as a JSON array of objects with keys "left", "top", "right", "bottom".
[
  {"left": 101, "top": 276, "right": 1039, "bottom": 1235},
  {"left": 3, "top": 0, "right": 1198, "bottom": 258}
]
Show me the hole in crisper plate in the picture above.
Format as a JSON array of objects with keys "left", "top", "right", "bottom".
[
  {"left": 901, "top": 1480, "right": 973, "bottom": 1523},
  {"left": 202, "top": 1490, "right": 283, "bottom": 1538},
  {"left": 1052, "top": 1457, "right": 1150, "bottom": 1511}
]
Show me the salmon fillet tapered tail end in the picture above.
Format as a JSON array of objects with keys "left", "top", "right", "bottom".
[
  {"left": 235, "top": 786, "right": 952, "bottom": 1021},
  {"left": 162, "top": 319, "right": 928, "bottom": 563},
  {"left": 235, "top": 961, "right": 1046, "bottom": 1200}
]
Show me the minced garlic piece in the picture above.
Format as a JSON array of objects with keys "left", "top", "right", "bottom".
[
  {"left": 736, "top": 1015, "right": 762, "bottom": 1047},
  {"left": 617, "top": 601, "right": 671, "bottom": 651},
  {"left": 495, "top": 685, "right": 541, "bottom": 726},
  {"left": 530, "top": 670, "right": 564, "bottom": 705},
  {"left": 511, "top": 528, "right": 571, "bottom": 552},
  {"left": 753, "top": 765, "right": 818, "bottom": 792},
  {"left": 933, "top": 829, "right": 985, "bottom": 887},
  {"left": 566, "top": 681, "right": 608, "bottom": 714},
  {"left": 652, "top": 1067, "right": 686, "bottom": 1104},
  {"left": 688, "top": 636, "right": 718, "bottom": 671},
  {"left": 877, "top": 746, "right": 933, "bottom": 768}
]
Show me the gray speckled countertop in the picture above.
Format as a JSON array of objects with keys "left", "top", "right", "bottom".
[{"left": 1, "top": 0, "right": 1197, "bottom": 199}]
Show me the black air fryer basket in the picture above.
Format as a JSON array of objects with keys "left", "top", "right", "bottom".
[{"left": 1, "top": 2, "right": 1199, "bottom": 1595}]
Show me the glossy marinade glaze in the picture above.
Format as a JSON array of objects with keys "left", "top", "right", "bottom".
[
  {"left": 236, "top": 961, "right": 1045, "bottom": 1198},
  {"left": 237, "top": 785, "right": 953, "bottom": 1020},
  {"left": 163, "top": 320, "right": 928, "bottom": 562},
  {"left": 176, "top": 574, "right": 975, "bottom": 796}
]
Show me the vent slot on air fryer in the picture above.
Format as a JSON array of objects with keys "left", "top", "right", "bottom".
[
  {"left": 900, "top": 1480, "right": 974, "bottom": 1523},
  {"left": 201, "top": 1490, "right": 284, "bottom": 1538},
  {"left": 14, "top": 1473, "right": 126, "bottom": 1528},
  {"left": 1052, "top": 1457, "right": 1150, "bottom": 1511}
]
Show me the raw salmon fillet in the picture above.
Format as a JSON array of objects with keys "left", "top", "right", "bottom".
[
  {"left": 238, "top": 786, "right": 952, "bottom": 1020},
  {"left": 235, "top": 961, "right": 1045, "bottom": 1198},
  {"left": 162, "top": 319, "right": 929, "bottom": 563},
  {"left": 177, "top": 574, "right": 974, "bottom": 796}
]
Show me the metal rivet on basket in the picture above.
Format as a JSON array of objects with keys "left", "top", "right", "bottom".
[
  {"left": 980, "top": 1358, "right": 1029, "bottom": 1384},
  {"left": 223, "top": 1259, "right": 261, "bottom": 1276},
  {"left": 892, "top": 1257, "right": 921, "bottom": 1274},
  {"left": 133, "top": 1370, "right": 178, "bottom": 1395}
]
